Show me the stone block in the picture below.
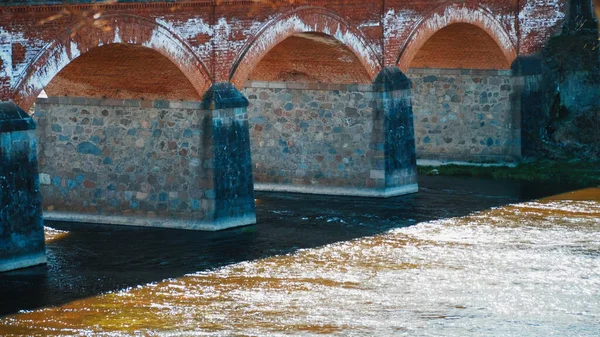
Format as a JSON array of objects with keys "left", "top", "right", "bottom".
[
  {"left": 102, "top": 98, "right": 124, "bottom": 106},
  {"left": 169, "top": 101, "right": 184, "bottom": 109},
  {"left": 153, "top": 100, "right": 169, "bottom": 109},
  {"left": 370, "top": 170, "right": 385, "bottom": 179},
  {"left": 124, "top": 99, "right": 140, "bottom": 107},
  {"left": 86, "top": 97, "right": 101, "bottom": 106},
  {"left": 39, "top": 173, "right": 50, "bottom": 185},
  {"left": 286, "top": 82, "right": 308, "bottom": 90},
  {"left": 183, "top": 101, "right": 203, "bottom": 110},
  {"left": 140, "top": 100, "right": 153, "bottom": 108},
  {"left": 268, "top": 82, "right": 286, "bottom": 89}
]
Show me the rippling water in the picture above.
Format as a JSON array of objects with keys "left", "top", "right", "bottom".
[{"left": 0, "top": 178, "right": 598, "bottom": 336}]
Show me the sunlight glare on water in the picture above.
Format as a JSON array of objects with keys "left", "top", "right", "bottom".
[
  {"left": 1, "top": 188, "right": 599, "bottom": 336},
  {"left": 44, "top": 227, "right": 70, "bottom": 243}
]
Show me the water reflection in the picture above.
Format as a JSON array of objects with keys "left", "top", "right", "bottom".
[{"left": 0, "top": 178, "right": 598, "bottom": 335}]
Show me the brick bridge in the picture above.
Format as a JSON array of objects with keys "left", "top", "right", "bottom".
[{"left": 1, "top": 0, "right": 598, "bottom": 271}]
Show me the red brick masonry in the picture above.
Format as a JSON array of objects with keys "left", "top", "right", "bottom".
[{"left": 0, "top": 0, "right": 567, "bottom": 110}]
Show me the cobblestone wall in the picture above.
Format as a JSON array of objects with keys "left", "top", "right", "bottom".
[
  {"left": 244, "top": 83, "right": 374, "bottom": 191},
  {"left": 34, "top": 97, "right": 253, "bottom": 230},
  {"left": 243, "top": 80, "right": 417, "bottom": 197},
  {"left": 408, "top": 68, "right": 521, "bottom": 162}
]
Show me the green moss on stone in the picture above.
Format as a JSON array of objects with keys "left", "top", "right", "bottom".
[{"left": 418, "top": 159, "right": 600, "bottom": 187}]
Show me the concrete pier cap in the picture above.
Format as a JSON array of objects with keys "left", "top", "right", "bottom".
[{"left": 0, "top": 101, "right": 46, "bottom": 272}]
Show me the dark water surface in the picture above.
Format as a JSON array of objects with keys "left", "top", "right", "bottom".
[{"left": 1, "top": 176, "right": 597, "bottom": 335}]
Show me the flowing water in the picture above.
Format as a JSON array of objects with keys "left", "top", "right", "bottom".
[{"left": 0, "top": 177, "right": 598, "bottom": 336}]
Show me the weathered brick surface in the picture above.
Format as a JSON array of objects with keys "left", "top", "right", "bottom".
[
  {"left": 0, "top": 0, "right": 568, "bottom": 106},
  {"left": 409, "top": 23, "right": 511, "bottom": 70},
  {"left": 44, "top": 44, "right": 202, "bottom": 101},
  {"left": 248, "top": 33, "right": 372, "bottom": 84},
  {"left": 408, "top": 68, "right": 521, "bottom": 162}
]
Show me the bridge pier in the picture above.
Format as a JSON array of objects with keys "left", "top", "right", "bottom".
[
  {"left": 545, "top": 0, "right": 599, "bottom": 116},
  {"left": 34, "top": 84, "right": 255, "bottom": 231},
  {"left": 407, "top": 68, "right": 522, "bottom": 163},
  {"left": 203, "top": 83, "right": 256, "bottom": 228},
  {"left": 0, "top": 102, "right": 45, "bottom": 272},
  {"left": 513, "top": 0, "right": 600, "bottom": 157},
  {"left": 512, "top": 56, "right": 545, "bottom": 156},
  {"left": 244, "top": 67, "right": 418, "bottom": 197}
]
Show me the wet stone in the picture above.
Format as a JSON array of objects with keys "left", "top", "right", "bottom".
[{"left": 77, "top": 142, "right": 102, "bottom": 156}]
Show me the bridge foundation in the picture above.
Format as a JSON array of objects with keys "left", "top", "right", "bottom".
[
  {"left": 514, "top": 1, "right": 600, "bottom": 157},
  {"left": 407, "top": 68, "right": 521, "bottom": 163},
  {"left": 34, "top": 84, "right": 255, "bottom": 231},
  {"left": 244, "top": 67, "right": 418, "bottom": 197},
  {"left": 0, "top": 102, "right": 46, "bottom": 272}
]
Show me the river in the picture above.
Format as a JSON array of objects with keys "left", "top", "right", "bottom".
[{"left": 0, "top": 176, "right": 598, "bottom": 336}]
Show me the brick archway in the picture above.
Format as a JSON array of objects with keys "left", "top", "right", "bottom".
[
  {"left": 397, "top": 3, "right": 518, "bottom": 71},
  {"left": 13, "top": 15, "right": 212, "bottom": 111},
  {"left": 229, "top": 7, "right": 382, "bottom": 88}
]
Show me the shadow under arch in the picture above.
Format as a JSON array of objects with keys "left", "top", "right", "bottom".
[
  {"left": 12, "top": 14, "right": 212, "bottom": 111},
  {"left": 229, "top": 6, "right": 382, "bottom": 88},
  {"left": 397, "top": 3, "right": 518, "bottom": 71}
]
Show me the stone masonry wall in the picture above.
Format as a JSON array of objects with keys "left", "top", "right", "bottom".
[
  {"left": 243, "top": 81, "right": 418, "bottom": 197},
  {"left": 408, "top": 68, "right": 521, "bottom": 162},
  {"left": 244, "top": 82, "right": 376, "bottom": 193},
  {"left": 34, "top": 97, "right": 228, "bottom": 230}
]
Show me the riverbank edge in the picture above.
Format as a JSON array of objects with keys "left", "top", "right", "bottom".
[{"left": 417, "top": 159, "right": 600, "bottom": 187}]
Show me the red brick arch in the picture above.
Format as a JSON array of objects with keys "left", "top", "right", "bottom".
[
  {"left": 229, "top": 7, "right": 382, "bottom": 88},
  {"left": 13, "top": 15, "right": 212, "bottom": 111},
  {"left": 397, "top": 3, "right": 518, "bottom": 71}
]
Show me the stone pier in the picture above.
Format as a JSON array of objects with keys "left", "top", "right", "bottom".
[
  {"left": 0, "top": 102, "right": 45, "bottom": 272},
  {"left": 34, "top": 84, "right": 255, "bottom": 231},
  {"left": 408, "top": 68, "right": 521, "bottom": 163},
  {"left": 244, "top": 67, "right": 418, "bottom": 197}
]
